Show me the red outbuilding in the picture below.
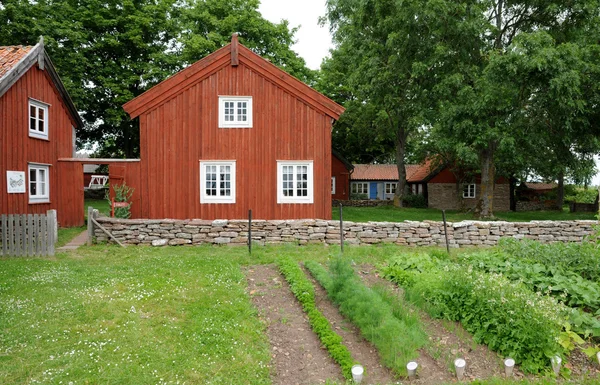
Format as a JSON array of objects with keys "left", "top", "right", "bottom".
[
  {"left": 122, "top": 34, "right": 344, "bottom": 220},
  {"left": 0, "top": 38, "right": 84, "bottom": 227}
]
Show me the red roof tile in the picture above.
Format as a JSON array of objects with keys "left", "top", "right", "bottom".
[
  {"left": 523, "top": 182, "right": 558, "bottom": 190},
  {"left": 0, "top": 46, "right": 32, "bottom": 79},
  {"left": 352, "top": 160, "right": 435, "bottom": 182}
]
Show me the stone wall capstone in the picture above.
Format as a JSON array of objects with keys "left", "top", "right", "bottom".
[{"left": 93, "top": 217, "right": 597, "bottom": 248}]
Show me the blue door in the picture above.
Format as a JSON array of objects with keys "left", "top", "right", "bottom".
[{"left": 369, "top": 182, "right": 378, "bottom": 199}]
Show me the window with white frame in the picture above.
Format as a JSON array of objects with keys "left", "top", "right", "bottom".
[
  {"left": 351, "top": 182, "right": 368, "bottom": 195},
  {"left": 385, "top": 182, "right": 397, "bottom": 194},
  {"left": 28, "top": 164, "right": 49, "bottom": 203},
  {"left": 218, "top": 96, "right": 252, "bottom": 128},
  {"left": 277, "top": 161, "right": 313, "bottom": 204},
  {"left": 200, "top": 161, "right": 236, "bottom": 203},
  {"left": 463, "top": 183, "right": 476, "bottom": 198},
  {"left": 331, "top": 177, "right": 336, "bottom": 195},
  {"left": 29, "top": 100, "right": 49, "bottom": 139}
]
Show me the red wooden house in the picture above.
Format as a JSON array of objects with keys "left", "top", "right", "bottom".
[
  {"left": 331, "top": 149, "right": 354, "bottom": 200},
  {"left": 122, "top": 34, "right": 344, "bottom": 220},
  {"left": 0, "top": 38, "right": 84, "bottom": 226}
]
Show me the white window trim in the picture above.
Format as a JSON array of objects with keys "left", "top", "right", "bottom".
[
  {"left": 28, "top": 99, "right": 49, "bottom": 140},
  {"left": 200, "top": 161, "right": 236, "bottom": 204},
  {"left": 385, "top": 182, "right": 397, "bottom": 194},
  {"left": 277, "top": 161, "right": 314, "bottom": 204},
  {"left": 351, "top": 182, "right": 368, "bottom": 195},
  {"left": 28, "top": 163, "right": 50, "bottom": 203},
  {"left": 331, "top": 177, "right": 336, "bottom": 195},
  {"left": 463, "top": 183, "right": 476, "bottom": 199},
  {"left": 218, "top": 96, "right": 253, "bottom": 128}
]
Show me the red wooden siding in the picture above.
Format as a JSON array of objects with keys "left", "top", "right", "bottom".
[
  {"left": 332, "top": 154, "right": 350, "bottom": 200},
  {"left": 1, "top": 65, "right": 79, "bottom": 226},
  {"left": 134, "top": 60, "right": 333, "bottom": 220}
]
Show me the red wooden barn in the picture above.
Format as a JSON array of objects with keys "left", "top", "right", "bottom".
[
  {"left": 0, "top": 38, "right": 84, "bottom": 226},
  {"left": 331, "top": 149, "right": 354, "bottom": 200},
  {"left": 122, "top": 34, "right": 344, "bottom": 220}
]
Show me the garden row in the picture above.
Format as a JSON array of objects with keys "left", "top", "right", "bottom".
[{"left": 382, "top": 238, "right": 600, "bottom": 376}]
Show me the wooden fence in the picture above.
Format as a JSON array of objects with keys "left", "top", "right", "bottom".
[{"left": 0, "top": 210, "right": 57, "bottom": 257}]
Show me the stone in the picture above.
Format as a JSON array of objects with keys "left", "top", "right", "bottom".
[{"left": 168, "top": 238, "right": 191, "bottom": 246}]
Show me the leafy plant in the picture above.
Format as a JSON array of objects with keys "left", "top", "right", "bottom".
[
  {"left": 277, "top": 257, "right": 355, "bottom": 379},
  {"left": 350, "top": 193, "right": 368, "bottom": 200},
  {"left": 305, "top": 258, "right": 427, "bottom": 376},
  {"left": 106, "top": 182, "right": 134, "bottom": 219},
  {"left": 402, "top": 193, "right": 427, "bottom": 208}
]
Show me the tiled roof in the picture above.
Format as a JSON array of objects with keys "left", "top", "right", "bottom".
[
  {"left": 0, "top": 46, "right": 32, "bottom": 79},
  {"left": 352, "top": 160, "right": 435, "bottom": 182},
  {"left": 523, "top": 182, "right": 558, "bottom": 190}
]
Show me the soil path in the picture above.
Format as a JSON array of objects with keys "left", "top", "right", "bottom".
[
  {"left": 355, "top": 264, "right": 508, "bottom": 382},
  {"left": 302, "top": 265, "right": 396, "bottom": 385},
  {"left": 245, "top": 264, "right": 344, "bottom": 385}
]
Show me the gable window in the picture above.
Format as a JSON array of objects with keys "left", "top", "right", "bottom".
[
  {"left": 277, "top": 161, "right": 313, "bottom": 204},
  {"left": 351, "top": 182, "right": 368, "bottom": 195},
  {"left": 28, "top": 163, "right": 50, "bottom": 203},
  {"left": 29, "top": 99, "right": 49, "bottom": 140},
  {"left": 463, "top": 183, "right": 476, "bottom": 198},
  {"left": 200, "top": 161, "right": 236, "bottom": 203},
  {"left": 331, "top": 177, "right": 336, "bottom": 195},
  {"left": 219, "top": 96, "right": 252, "bottom": 128},
  {"left": 385, "top": 182, "right": 397, "bottom": 194}
]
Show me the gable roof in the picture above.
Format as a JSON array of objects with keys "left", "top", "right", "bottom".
[
  {"left": 332, "top": 149, "right": 354, "bottom": 171},
  {"left": 0, "top": 37, "right": 83, "bottom": 129},
  {"left": 523, "top": 182, "right": 558, "bottom": 190},
  {"left": 123, "top": 34, "right": 345, "bottom": 120},
  {"left": 351, "top": 160, "right": 436, "bottom": 182}
]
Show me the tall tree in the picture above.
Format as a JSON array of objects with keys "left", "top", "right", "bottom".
[{"left": 0, "top": 0, "right": 313, "bottom": 156}]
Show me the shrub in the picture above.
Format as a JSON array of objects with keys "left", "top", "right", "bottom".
[
  {"left": 350, "top": 193, "right": 368, "bottom": 200},
  {"left": 277, "top": 257, "right": 355, "bottom": 379},
  {"left": 106, "top": 182, "right": 134, "bottom": 219},
  {"left": 306, "top": 258, "right": 427, "bottom": 376},
  {"left": 402, "top": 193, "right": 427, "bottom": 208},
  {"left": 403, "top": 265, "right": 566, "bottom": 373}
]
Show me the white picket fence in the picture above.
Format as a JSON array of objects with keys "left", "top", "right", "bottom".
[{"left": 0, "top": 210, "right": 57, "bottom": 256}]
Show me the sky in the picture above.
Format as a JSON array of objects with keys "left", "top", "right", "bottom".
[{"left": 258, "top": 0, "right": 333, "bottom": 70}]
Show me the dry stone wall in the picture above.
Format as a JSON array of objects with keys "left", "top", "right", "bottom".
[{"left": 93, "top": 217, "right": 597, "bottom": 248}]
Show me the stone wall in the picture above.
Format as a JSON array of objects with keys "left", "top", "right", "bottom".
[
  {"left": 332, "top": 199, "right": 395, "bottom": 208},
  {"left": 93, "top": 217, "right": 597, "bottom": 248},
  {"left": 516, "top": 200, "right": 559, "bottom": 212},
  {"left": 428, "top": 183, "right": 510, "bottom": 211}
]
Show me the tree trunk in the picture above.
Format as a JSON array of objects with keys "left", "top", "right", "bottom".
[
  {"left": 393, "top": 126, "right": 408, "bottom": 207},
  {"left": 556, "top": 171, "right": 565, "bottom": 210},
  {"left": 477, "top": 143, "right": 496, "bottom": 218},
  {"left": 509, "top": 175, "right": 517, "bottom": 211}
]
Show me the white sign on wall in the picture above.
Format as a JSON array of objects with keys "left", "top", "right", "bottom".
[{"left": 7, "top": 171, "right": 26, "bottom": 193}]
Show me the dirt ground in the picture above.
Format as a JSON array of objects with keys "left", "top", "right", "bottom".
[{"left": 245, "top": 265, "right": 344, "bottom": 385}]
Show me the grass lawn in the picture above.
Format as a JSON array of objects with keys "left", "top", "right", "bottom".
[
  {"left": 85, "top": 198, "right": 110, "bottom": 217},
  {"left": 333, "top": 205, "right": 597, "bottom": 223}
]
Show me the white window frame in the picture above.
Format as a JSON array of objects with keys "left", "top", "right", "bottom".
[
  {"left": 463, "top": 183, "right": 476, "bottom": 198},
  {"left": 351, "top": 182, "right": 368, "bottom": 195},
  {"left": 28, "top": 99, "right": 49, "bottom": 140},
  {"left": 331, "top": 177, "right": 336, "bottom": 195},
  {"left": 277, "top": 161, "right": 314, "bottom": 204},
  {"left": 385, "top": 182, "right": 397, "bottom": 194},
  {"left": 28, "top": 163, "right": 50, "bottom": 203},
  {"left": 200, "top": 161, "right": 236, "bottom": 204},
  {"left": 218, "top": 96, "right": 253, "bottom": 128}
]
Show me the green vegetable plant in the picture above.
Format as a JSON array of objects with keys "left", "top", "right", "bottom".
[
  {"left": 106, "top": 182, "right": 134, "bottom": 219},
  {"left": 277, "top": 257, "right": 355, "bottom": 379},
  {"left": 305, "top": 258, "right": 427, "bottom": 376}
]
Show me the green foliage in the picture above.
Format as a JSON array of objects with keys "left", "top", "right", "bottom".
[
  {"left": 565, "top": 187, "right": 598, "bottom": 204},
  {"left": 402, "top": 193, "right": 427, "bottom": 209},
  {"left": 276, "top": 257, "right": 355, "bottom": 379},
  {"left": 305, "top": 258, "right": 427, "bottom": 376},
  {"left": 349, "top": 193, "right": 368, "bottom": 200},
  {"left": 107, "top": 182, "right": 134, "bottom": 219},
  {"left": 403, "top": 266, "right": 567, "bottom": 373}
]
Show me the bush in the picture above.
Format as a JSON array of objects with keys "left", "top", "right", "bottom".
[
  {"left": 306, "top": 258, "right": 427, "bottom": 376},
  {"left": 403, "top": 266, "right": 566, "bottom": 373},
  {"left": 350, "top": 193, "right": 368, "bottom": 200},
  {"left": 106, "top": 182, "right": 134, "bottom": 219},
  {"left": 402, "top": 193, "right": 427, "bottom": 208}
]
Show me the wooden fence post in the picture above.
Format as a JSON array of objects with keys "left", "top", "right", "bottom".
[
  {"left": 87, "top": 206, "right": 94, "bottom": 246},
  {"left": 47, "top": 210, "right": 57, "bottom": 244}
]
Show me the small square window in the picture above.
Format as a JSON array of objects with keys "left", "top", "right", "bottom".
[
  {"left": 277, "top": 161, "right": 313, "bottom": 204},
  {"left": 28, "top": 163, "right": 50, "bottom": 203},
  {"left": 463, "top": 183, "right": 476, "bottom": 198},
  {"left": 200, "top": 161, "right": 236, "bottom": 203},
  {"left": 385, "top": 182, "right": 397, "bottom": 194},
  {"left": 29, "top": 100, "right": 49, "bottom": 140},
  {"left": 219, "top": 96, "right": 252, "bottom": 128}
]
